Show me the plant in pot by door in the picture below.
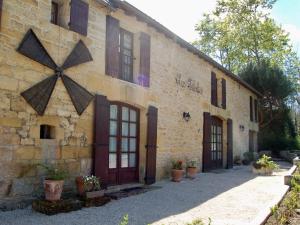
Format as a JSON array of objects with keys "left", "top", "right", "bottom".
[
  {"left": 187, "top": 159, "right": 197, "bottom": 179},
  {"left": 76, "top": 175, "right": 103, "bottom": 198},
  {"left": 171, "top": 160, "right": 184, "bottom": 182},
  {"left": 252, "top": 154, "right": 279, "bottom": 175},
  {"left": 40, "top": 164, "right": 68, "bottom": 201}
]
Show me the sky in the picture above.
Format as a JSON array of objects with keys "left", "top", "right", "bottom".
[{"left": 126, "top": 0, "right": 300, "bottom": 57}]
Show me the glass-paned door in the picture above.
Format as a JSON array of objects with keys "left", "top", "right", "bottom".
[
  {"left": 108, "top": 103, "right": 139, "bottom": 185},
  {"left": 210, "top": 117, "right": 223, "bottom": 169}
]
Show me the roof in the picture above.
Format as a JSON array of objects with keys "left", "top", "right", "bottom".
[{"left": 100, "top": 0, "right": 262, "bottom": 97}]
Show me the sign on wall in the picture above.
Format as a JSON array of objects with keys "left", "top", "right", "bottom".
[{"left": 175, "top": 74, "right": 203, "bottom": 94}]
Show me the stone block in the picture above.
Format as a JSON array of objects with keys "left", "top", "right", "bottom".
[
  {"left": 20, "top": 138, "right": 35, "bottom": 146},
  {"left": 37, "top": 116, "right": 60, "bottom": 127},
  {"left": 0, "top": 117, "right": 22, "bottom": 127},
  {"left": 0, "top": 133, "right": 20, "bottom": 145},
  {"left": 15, "top": 147, "right": 36, "bottom": 160},
  {"left": 78, "top": 147, "right": 92, "bottom": 158},
  {"left": 61, "top": 146, "right": 78, "bottom": 159},
  {"left": 0, "top": 76, "right": 18, "bottom": 91},
  {"left": 10, "top": 178, "right": 35, "bottom": 196},
  {"left": 0, "top": 148, "right": 13, "bottom": 161},
  {"left": 0, "top": 179, "right": 12, "bottom": 197},
  {"left": 0, "top": 94, "right": 10, "bottom": 110},
  {"left": 10, "top": 97, "right": 26, "bottom": 112}
]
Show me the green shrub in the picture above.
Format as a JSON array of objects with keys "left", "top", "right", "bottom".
[{"left": 253, "top": 154, "right": 279, "bottom": 170}]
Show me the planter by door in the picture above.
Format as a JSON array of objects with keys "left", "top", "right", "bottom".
[
  {"left": 187, "top": 167, "right": 197, "bottom": 179},
  {"left": 44, "top": 180, "right": 64, "bottom": 201},
  {"left": 171, "top": 169, "right": 184, "bottom": 182}
]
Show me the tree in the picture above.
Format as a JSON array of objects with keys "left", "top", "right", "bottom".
[
  {"left": 193, "top": 0, "right": 295, "bottom": 74},
  {"left": 240, "top": 61, "right": 299, "bottom": 150},
  {"left": 240, "top": 61, "right": 294, "bottom": 128}
]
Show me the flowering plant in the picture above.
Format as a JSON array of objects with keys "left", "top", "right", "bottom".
[
  {"left": 83, "top": 175, "right": 101, "bottom": 191},
  {"left": 171, "top": 160, "right": 184, "bottom": 170},
  {"left": 187, "top": 159, "right": 197, "bottom": 168}
]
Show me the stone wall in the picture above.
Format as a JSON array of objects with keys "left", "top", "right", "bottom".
[{"left": 0, "top": 0, "right": 259, "bottom": 200}]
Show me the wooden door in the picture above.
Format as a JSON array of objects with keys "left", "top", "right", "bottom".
[
  {"left": 108, "top": 103, "right": 139, "bottom": 185},
  {"left": 210, "top": 117, "right": 223, "bottom": 169}
]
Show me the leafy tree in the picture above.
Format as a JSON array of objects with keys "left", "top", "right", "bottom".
[
  {"left": 240, "top": 61, "right": 299, "bottom": 150},
  {"left": 193, "top": 0, "right": 295, "bottom": 74}
]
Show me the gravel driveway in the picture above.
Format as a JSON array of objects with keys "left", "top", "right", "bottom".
[{"left": 0, "top": 162, "right": 292, "bottom": 225}]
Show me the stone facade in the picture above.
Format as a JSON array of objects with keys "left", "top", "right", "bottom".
[{"left": 0, "top": 0, "right": 259, "bottom": 200}]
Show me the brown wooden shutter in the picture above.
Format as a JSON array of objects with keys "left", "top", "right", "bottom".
[
  {"left": 0, "top": 0, "right": 3, "bottom": 30},
  {"left": 227, "top": 119, "right": 233, "bottom": 169},
  {"left": 250, "top": 96, "right": 253, "bottom": 121},
  {"left": 105, "top": 15, "right": 120, "bottom": 78},
  {"left": 139, "top": 32, "right": 151, "bottom": 87},
  {"left": 93, "top": 94, "right": 110, "bottom": 187},
  {"left": 211, "top": 72, "right": 217, "bottom": 106},
  {"left": 202, "top": 112, "right": 211, "bottom": 172},
  {"left": 222, "top": 78, "right": 226, "bottom": 109},
  {"left": 254, "top": 99, "right": 258, "bottom": 122},
  {"left": 69, "top": 0, "right": 89, "bottom": 36},
  {"left": 145, "top": 106, "right": 158, "bottom": 185}
]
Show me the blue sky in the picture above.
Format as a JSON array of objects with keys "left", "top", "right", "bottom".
[{"left": 126, "top": 0, "right": 300, "bottom": 57}]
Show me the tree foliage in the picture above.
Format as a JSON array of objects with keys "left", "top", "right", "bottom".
[
  {"left": 193, "top": 0, "right": 296, "bottom": 74},
  {"left": 240, "top": 61, "right": 299, "bottom": 150}
]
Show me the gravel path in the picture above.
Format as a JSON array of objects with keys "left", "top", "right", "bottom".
[{"left": 0, "top": 162, "right": 292, "bottom": 225}]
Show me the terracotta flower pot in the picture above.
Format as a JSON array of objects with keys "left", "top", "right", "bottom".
[
  {"left": 75, "top": 176, "right": 85, "bottom": 196},
  {"left": 171, "top": 169, "right": 184, "bottom": 182},
  {"left": 44, "top": 180, "right": 64, "bottom": 201},
  {"left": 187, "top": 167, "right": 197, "bottom": 179}
]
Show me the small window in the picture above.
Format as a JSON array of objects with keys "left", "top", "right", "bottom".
[
  {"left": 51, "top": 1, "right": 59, "bottom": 25},
  {"left": 119, "top": 29, "right": 134, "bottom": 82},
  {"left": 40, "top": 124, "right": 55, "bottom": 139}
]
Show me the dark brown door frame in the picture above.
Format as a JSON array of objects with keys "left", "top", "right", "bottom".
[{"left": 108, "top": 101, "right": 140, "bottom": 185}]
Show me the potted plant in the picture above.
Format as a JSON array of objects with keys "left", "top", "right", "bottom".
[
  {"left": 171, "top": 160, "right": 184, "bottom": 182},
  {"left": 40, "top": 164, "right": 68, "bottom": 201},
  {"left": 76, "top": 175, "right": 103, "bottom": 198},
  {"left": 252, "top": 154, "right": 279, "bottom": 175},
  {"left": 186, "top": 159, "right": 197, "bottom": 179}
]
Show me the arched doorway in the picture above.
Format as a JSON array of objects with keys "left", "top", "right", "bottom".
[
  {"left": 108, "top": 102, "right": 140, "bottom": 185},
  {"left": 210, "top": 116, "right": 223, "bottom": 169}
]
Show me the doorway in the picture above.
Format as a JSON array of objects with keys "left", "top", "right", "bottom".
[
  {"left": 210, "top": 116, "right": 223, "bottom": 169},
  {"left": 108, "top": 103, "right": 139, "bottom": 185}
]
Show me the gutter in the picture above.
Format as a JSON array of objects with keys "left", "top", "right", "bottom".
[{"left": 103, "top": 0, "right": 263, "bottom": 97}]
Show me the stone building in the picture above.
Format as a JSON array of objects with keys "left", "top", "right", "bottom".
[{"left": 0, "top": 0, "right": 259, "bottom": 199}]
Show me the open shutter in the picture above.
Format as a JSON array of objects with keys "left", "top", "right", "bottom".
[
  {"left": 250, "top": 96, "right": 253, "bottom": 121},
  {"left": 227, "top": 119, "right": 233, "bottom": 169},
  {"left": 0, "top": 0, "right": 3, "bottom": 30},
  {"left": 254, "top": 99, "right": 258, "bottom": 122},
  {"left": 139, "top": 32, "right": 151, "bottom": 87},
  {"left": 211, "top": 72, "right": 217, "bottom": 106},
  {"left": 222, "top": 78, "right": 226, "bottom": 109},
  {"left": 93, "top": 95, "right": 110, "bottom": 187},
  {"left": 202, "top": 112, "right": 211, "bottom": 172},
  {"left": 69, "top": 0, "right": 89, "bottom": 36},
  {"left": 105, "top": 15, "right": 120, "bottom": 78},
  {"left": 145, "top": 106, "right": 158, "bottom": 185}
]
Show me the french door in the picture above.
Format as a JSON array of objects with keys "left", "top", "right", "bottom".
[
  {"left": 210, "top": 117, "right": 223, "bottom": 169},
  {"left": 108, "top": 103, "right": 139, "bottom": 185}
]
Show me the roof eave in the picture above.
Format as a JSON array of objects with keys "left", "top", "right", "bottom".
[{"left": 108, "top": 0, "right": 262, "bottom": 97}]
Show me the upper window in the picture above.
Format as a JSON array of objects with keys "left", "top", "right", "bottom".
[
  {"left": 50, "top": 0, "right": 89, "bottom": 36},
  {"left": 211, "top": 72, "right": 226, "bottom": 109},
  {"left": 51, "top": 1, "right": 59, "bottom": 25},
  {"left": 119, "top": 29, "right": 134, "bottom": 82}
]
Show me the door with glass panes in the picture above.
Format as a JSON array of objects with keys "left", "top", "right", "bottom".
[
  {"left": 211, "top": 117, "right": 223, "bottom": 169},
  {"left": 108, "top": 103, "right": 139, "bottom": 185}
]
